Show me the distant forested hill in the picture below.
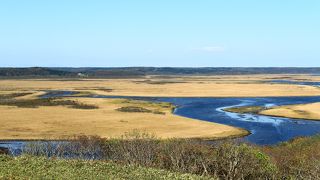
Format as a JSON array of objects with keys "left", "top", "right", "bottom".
[
  {"left": 54, "top": 67, "right": 320, "bottom": 76},
  {"left": 0, "top": 67, "right": 319, "bottom": 78},
  {"left": 0, "top": 67, "right": 75, "bottom": 77}
]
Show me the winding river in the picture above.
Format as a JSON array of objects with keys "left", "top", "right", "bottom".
[
  {"left": 2, "top": 80, "right": 320, "bottom": 154},
  {"left": 157, "top": 96, "right": 320, "bottom": 145}
]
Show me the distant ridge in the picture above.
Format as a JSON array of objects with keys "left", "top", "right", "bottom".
[
  {"left": 0, "top": 67, "right": 75, "bottom": 77},
  {"left": 0, "top": 67, "right": 319, "bottom": 78},
  {"left": 54, "top": 67, "right": 320, "bottom": 76}
]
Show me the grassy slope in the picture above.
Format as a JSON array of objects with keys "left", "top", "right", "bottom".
[{"left": 0, "top": 155, "right": 211, "bottom": 180}]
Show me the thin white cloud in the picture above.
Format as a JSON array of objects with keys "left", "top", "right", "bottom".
[{"left": 192, "top": 46, "right": 225, "bottom": 53}]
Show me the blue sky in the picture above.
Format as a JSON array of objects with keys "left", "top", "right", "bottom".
[{"left": 0, "top": 0, "right": 319, "bottom": 67}]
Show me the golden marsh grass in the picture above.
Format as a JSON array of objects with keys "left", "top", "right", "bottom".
[
  {"left": 0, "top": 74, "right": 319, "bottom": 140},
  {"left": 260, "top": 102, "right": 320, "bottom": 121}
]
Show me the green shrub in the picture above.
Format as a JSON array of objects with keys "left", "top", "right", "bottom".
[
  {"left": 263, "top": 135, "right": 320, "bottom": 179},
  {"left": 0, "top": 155, "right": 210, "bottom": 180},
  {"left": 13, "top": 132, "right": 320, "bottom": 179},
  {"left": 102, "top": 132, "right": 276, "bottom": 179},
  {"left": 19, "top": 132, "right": 278, "bottom": 179},
  {"left": 213, "top": 143, "right": 277, "bottom": 179},
  {"left": 158, "top": 139, "right": 214, "bottom": 175}
]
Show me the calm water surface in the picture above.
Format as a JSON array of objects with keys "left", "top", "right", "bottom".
[
  {"left": 269, "top": 80, "right": 320, "bottom": 87},
  {"left": 157, "top": 96, "right": 320, "bottom": 145},
  {"left": 2, "top": 91, "right": 320, "bottom": 154}
]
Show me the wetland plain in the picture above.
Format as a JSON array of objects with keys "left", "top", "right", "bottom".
[
  {"left": 1, "top": 72, "right": 320, "bottom": 179},
  {"left": 1, "top": 74, "right": 320, "bottom": 142}
]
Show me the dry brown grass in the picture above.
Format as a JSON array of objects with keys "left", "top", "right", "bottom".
[
  {"left": 0, "top": 97, "right": 247, "bottom": 140},
  {"left": 0, "top": 74, "right": 319, "bottom": 140},
  {"left": 0, "top": 74, "right": 319, "bottom": 97},
  {"left": 260, "top": 102, "right": 320, "bottom": 120}
]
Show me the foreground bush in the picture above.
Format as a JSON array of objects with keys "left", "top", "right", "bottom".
[
  {"left": 21, "top": 132, "right": 320, "bottom": 179},
  {"left": 20, "top": 131, "right": 277, "bottom": 179},
  {"left": 22, "top": 135, "right": 105, "bottom": 159},
  {"left": 11, "top": 131, "right": 320, "bottom": 180},
  {"left": 103, "top": 131, "right": 276, "bottom": 179},
  {"left": 263, "top": 135, "right": 320, "bottom": 179},
  {"left": 20, "top": 132, "right": 276, "bottom": 179},
  {"left": 0, "top": 155, "right": 210, "bottom": 180},
  {"left": 213, "top": 143, "right": 276, "bottom": 179}
]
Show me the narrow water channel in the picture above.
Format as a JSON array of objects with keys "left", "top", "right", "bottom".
[{"left": 2, "top": 91, "right": 320, "bottom": 154}]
